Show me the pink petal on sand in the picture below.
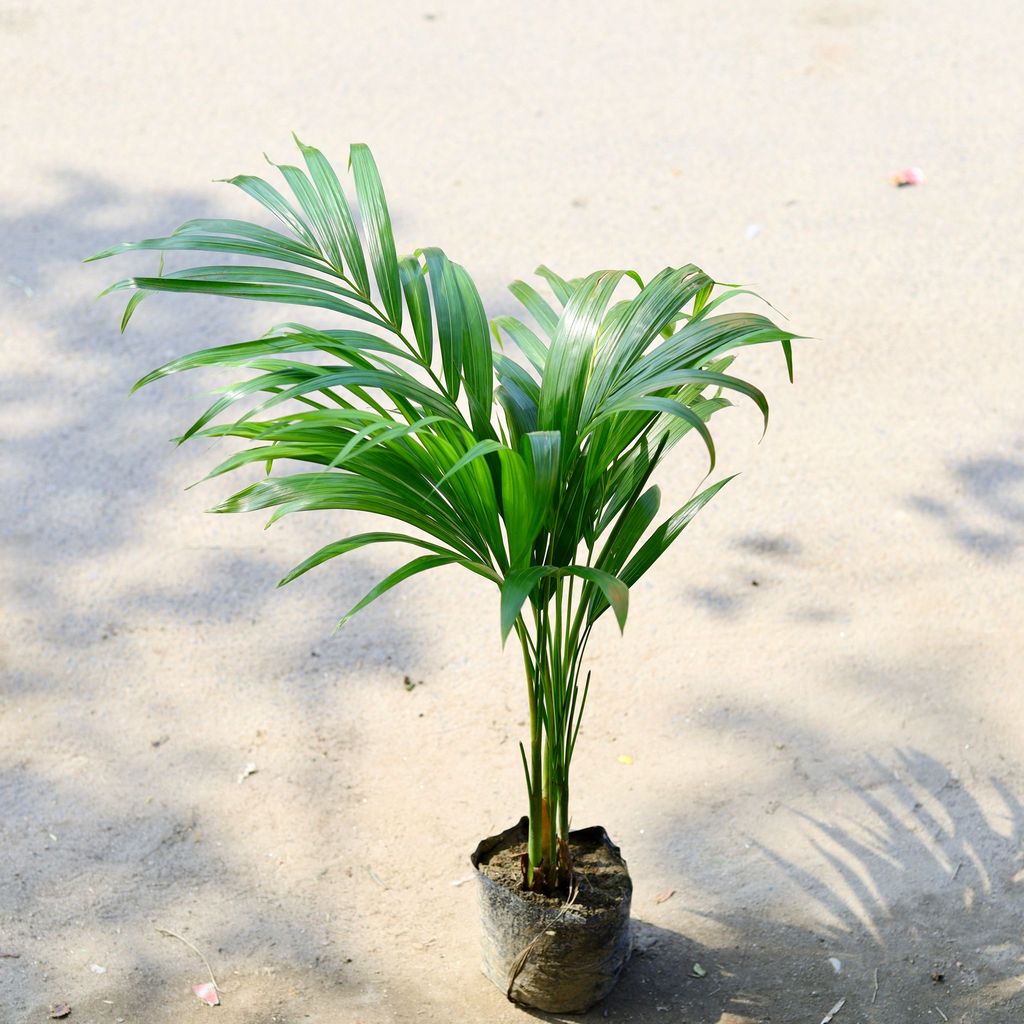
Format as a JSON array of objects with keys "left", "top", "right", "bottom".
[
  {"left": 890, "top": 166, "right": 926, "bottom": 186},
  {"left": 192, "top": 982, "right": 220, "bottom": 1006}
]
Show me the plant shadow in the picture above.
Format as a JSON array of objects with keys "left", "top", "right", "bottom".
[
  {"left": 1, "top": 168, "right": 429, "bottom": 684},
  {"left": 684, "top": 530, "right": 849, "bottom": 626},
  {"left": 907, "top": 443, "right": 1024, "bottom": 560},
  {"left": 519, "top": 750, "right": 1022, "bottom": 1023}
]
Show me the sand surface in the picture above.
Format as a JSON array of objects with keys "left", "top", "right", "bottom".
[{"left": 2, "top": 2, "right": 1023, "bottom": 1021}]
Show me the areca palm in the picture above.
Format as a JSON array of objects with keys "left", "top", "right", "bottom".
[{"left": 90, "top": 139, "right": 797, "bottom": 893}]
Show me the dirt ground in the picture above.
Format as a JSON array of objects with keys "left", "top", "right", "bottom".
[{"left": 2, "top": 2, "right": 1023, "bottom": 1021}]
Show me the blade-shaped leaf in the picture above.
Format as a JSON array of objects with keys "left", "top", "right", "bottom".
[
  {"left": 567, "top": 566, "right": 629, "bottom": 632},
  {"left": 453, "top": 262, "right": 494, "bottom": 437},
  {"left": 497, "top": 447, "right": 537, "bottom": 568},
  {"left": 595, "top": 484, "right": 662, "bottom": 578},
  {"left": 421, "top": 247, "right": 463, "bottom": 400},
  {"left": 294, "top": 135, "right": 370, "bottom": 295},
  {"left": 220, "top": 173, "right": 319, "bottom": 249},
  {"left": 582, "top": 265, "right": 710, "bottom": 425},
  {"left": 350, "top": 143, "right": 402, "bottom": 326},
  {"left": 86, "top": 231, "right": 330, "bottom": 274},
  {"left": 499, "top": 563, "right": 628, "bottom": 643},
  {"left": 522, "top": 430, "right": 560, "bottom": 531},
  {"left": 608, "top": 367, "right": 770, "bottom": 438},
  {"left": 538, "top": 270, "right": 625, "bottom": 452},
  {"left": 493, "top": 352, "right": 539, "bottom": 402},
  {"left": 500, "top": 567, "right": 548, "bottom": 643},
  {"left": 534, "top": 265, "right": 574, "bottom": 306},
  {"left": 337, "top": 554, "right": 459, "bottom": 628},
  {"left": 593, "top": 395, "right": 716, "bottom": 472},
  {"left": 621, "top": 476, "right": 736, "bottom": 587},
  {"left": 175, "top": 216, "right": 325, "bottom": 256},
  {"left": 436, "top": 439, "right": 504, "bottom": 486},
  {"left": 509, "top": 279, "right": 559, "bottom": 339},
  {"left": 110, "top": 274, "right": 390, "bottom": 330},
  {"left": 279, "top": 531, "right": 462, "bottom": 586},
  {"left": 495, "top": 380, "right": 538, "bottom": 443},
  {"left": 491, "top": 315, "right": 548, "bottom": 373},
  {"left": 265, "top": 153, "right": 342, "bottom": 271},
  {"left": 399, "top": 255, "right": 433, "bottom": 363}
]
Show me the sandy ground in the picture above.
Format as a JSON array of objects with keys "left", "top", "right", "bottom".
[{"left": 2, "top": 2, "right": 1023, "bottom": 1022}]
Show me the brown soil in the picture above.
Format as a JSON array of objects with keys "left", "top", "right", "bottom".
[{"left": 477, "top": 829, "right": 632, "bottom": 915}]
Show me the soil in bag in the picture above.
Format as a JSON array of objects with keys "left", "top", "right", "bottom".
[{"left": 472, "top": 818, "right": 632, "bottom": 1013}]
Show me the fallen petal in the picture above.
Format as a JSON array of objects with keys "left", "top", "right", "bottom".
[
  {"left": 192, "top": 982, "right": 220, "bottom": 1006},
  {"left": 617, "top": 754, "right": 634, "bottom": 765},
  {"left": 890, "top": 166, "right": 926, "bottom": 187}
]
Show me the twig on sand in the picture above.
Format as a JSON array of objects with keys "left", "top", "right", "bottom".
[
  {"left": 935, "top": 1007, "right": 948, "bottom": 1022},
  {"left": 820, "top": 997, "right": 846, "bottom": 1024},
  {"left": 155, "top": 927, "right": 220, "bottom": 993},
  {"left": 871, "top": 967, "right": 879, "bottom": 1004},
  {"left": 950, "top": 861, "right": 962, "bottom": 881},
  {"left": 366, "top": 865, "right": 389, "bottom": 889}
]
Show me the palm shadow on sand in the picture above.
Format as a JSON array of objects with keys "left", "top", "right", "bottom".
[{"left": 521, "top": 750, "right": 1022, "bottom": 1023}]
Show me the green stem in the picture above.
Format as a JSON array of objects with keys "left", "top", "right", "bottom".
[
  {"left": 516, "top": 622, "right": 543, "bottom": 889},
  {"left": 516, "top": 572, "right": 595, "bottom": 893},
  {"left": 544, "top": 736, "right": 558, "bottom": 869},
  {"left": 559, "top": 779, "right": 570, "bottom": 841}
]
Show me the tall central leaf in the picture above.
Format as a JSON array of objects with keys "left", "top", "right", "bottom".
[{"left": 537, "top": 270, "right": 625, "bottom": 459}]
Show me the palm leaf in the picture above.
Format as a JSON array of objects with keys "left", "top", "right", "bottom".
[
  {"left": 399, "top": 255, "right": 433, "bottom": 363},
  {"left": 294, "top": 135, "right": 371, "bottom": 294},
  {"left": 221, "top": 173, "right": 319, "bottom": 248},
  {"left": 350, "top": 144, "right": 403, "bottom": 326}
]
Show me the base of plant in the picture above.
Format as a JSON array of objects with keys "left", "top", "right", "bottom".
[{"left": 471, "top": 817, "right": 633, "bottom": 1013}]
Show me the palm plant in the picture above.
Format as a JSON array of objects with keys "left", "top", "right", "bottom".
[{"left": 89, "top": 139, "right": 797, "bottom": 895}]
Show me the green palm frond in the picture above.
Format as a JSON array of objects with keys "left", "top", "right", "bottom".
[{"left": 90, "top": 139, "right": 799, "bottom": 892}]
